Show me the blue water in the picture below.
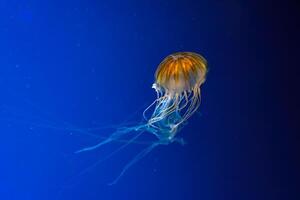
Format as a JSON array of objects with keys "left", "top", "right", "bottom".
[{"left": 0, "top": 0, "right": 298, "bottom": 200}]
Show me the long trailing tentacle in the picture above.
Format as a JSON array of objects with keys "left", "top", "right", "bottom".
[
  {"left": 75, "top": 125, "right": 146, "bottom": 153},
  {"left": 108, "top": 141, "right": 161, "bottom": 185},
  {"left": 1, "top": 95, "right": 151, "bottom": 144},
  {"left": 63, "top": 130, "right": 146, "bottom": 188}
]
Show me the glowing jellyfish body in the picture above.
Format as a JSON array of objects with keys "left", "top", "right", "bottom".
[
  {"left": 77, "top": 52, "right": 207, "bottom": 184},
  {"left": 147, "top": 52, "right": 207, "bottom": 139}
]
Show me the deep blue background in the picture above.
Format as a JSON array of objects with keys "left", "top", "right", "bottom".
[{"left": 0, "top": 0, "right": 299, "bottom": 200}]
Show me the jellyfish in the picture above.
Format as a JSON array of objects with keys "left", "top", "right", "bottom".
[{"left": 76, "top": 52, "right": 208, "bottom": 184}]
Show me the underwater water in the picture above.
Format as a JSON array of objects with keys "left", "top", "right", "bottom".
[{"left": 0, "top": 0, "right": 299, "bottom": 200}]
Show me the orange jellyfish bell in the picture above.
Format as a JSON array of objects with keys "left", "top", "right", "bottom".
[{"left": 154, "top": 52, "right": 207, "bottom": 94}]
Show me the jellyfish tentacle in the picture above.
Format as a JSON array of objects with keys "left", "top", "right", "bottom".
[
  {"left": 96, "top": 130, "right": 145, "bottom": 162},
  {"left": 177, "top": 88, "right": 201, "bottom": 127},
  {"left": 62, "top": 130, "right": 146, "bottom": 188},
  {"left": 177, "top": 91, "right": 192, "bottom": 111},
  {"left": 75, "top": 125, "right": 145, "bottom": 153},
  {"left": 156, "top": 101, "right": 178, "bottom": 122},
  {"left": 151, "top": 96, "right": 168, "bottom": 117},
  {"left": 77, "top": 131, "right": 145, "bottom": 177},
  {"left": 148, "top": 94, "right": 184, "bottom": 132},
  {"left": 142, "top": 96, "right": 166, "bottom": 121},
  {"left": 108, "top": 141, "right": 161, "bottom": 185},
  {"left": 176, "top": 92, "right": 187, "bottom": 110},
  {"left": 75, "top": 138, "right": 112, "bottom": 153},
  {"left": 148, "top": 95, "right": 178, "bottom": 124}
]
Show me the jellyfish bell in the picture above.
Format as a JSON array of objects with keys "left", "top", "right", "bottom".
[{"left": 155, "top": 52, "right": 207, "bottom": 94}]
